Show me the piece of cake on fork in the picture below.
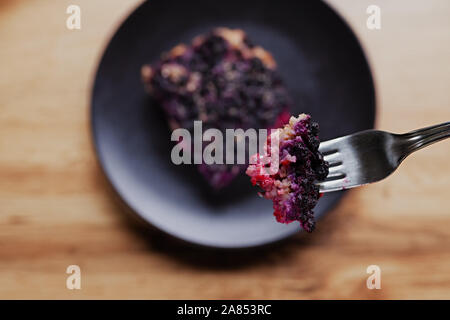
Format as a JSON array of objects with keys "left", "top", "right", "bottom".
[{"left": 246, "top": 114, "right": 329, "bottom": 232}]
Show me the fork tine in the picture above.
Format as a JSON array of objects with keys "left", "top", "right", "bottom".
[
  {"left": 325, "top": 171, "right": 346, "bottom": 180},
  {"left": 323, "top": 152, "right": 341, "bottom": 163},
  {"left": 318, "top": 139, "right": 338, "bottom": 154},
  {"left": 328, "top": 164, "right": 344, "bottom": 173},
  {"left": 316, "top": 178, "right": 347, "bottom": 192}
]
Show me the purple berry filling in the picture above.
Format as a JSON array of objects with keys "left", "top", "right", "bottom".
[{"left": 142, "top": 28, "right": 291, "bottom": 188}]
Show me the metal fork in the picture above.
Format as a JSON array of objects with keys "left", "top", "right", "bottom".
[{"left": 316, "top": 122, "right": 450, "bottom": 192}]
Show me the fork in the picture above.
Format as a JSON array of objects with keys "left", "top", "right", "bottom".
[{"left": 316, "top": 122, "right": 450, "bottom": 192}]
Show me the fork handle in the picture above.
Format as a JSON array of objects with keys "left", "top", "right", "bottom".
[{"left": 398, "top": 122, "right": 450, "bottom": 159}]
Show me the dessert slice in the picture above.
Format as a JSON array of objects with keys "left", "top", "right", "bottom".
[
  {"left": 142, "top": 28, "right": 291, "bottom": 189},
  {"left": 246, "top": 114, "right": 329, "bottom": 232}
]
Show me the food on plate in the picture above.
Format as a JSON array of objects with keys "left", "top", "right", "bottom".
[{"left": 142, "top": 28, "right": 291, "bottom": 188}]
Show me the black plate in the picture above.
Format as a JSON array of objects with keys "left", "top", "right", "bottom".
[{"left": 91, "top": 0, "right": 376, "bottom": 248}]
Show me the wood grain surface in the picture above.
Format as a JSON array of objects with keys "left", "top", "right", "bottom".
[{"left": 0, "top": 0, "right": 449, "bottom": 299}]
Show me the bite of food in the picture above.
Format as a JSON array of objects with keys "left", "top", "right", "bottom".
[{"left": 246, "top": 114, "right": 329, "bottom": 232}]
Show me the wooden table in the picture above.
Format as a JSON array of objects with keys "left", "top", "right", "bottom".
[{"left": 1, "top": 0, "right": 449, "bottom": 299}]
